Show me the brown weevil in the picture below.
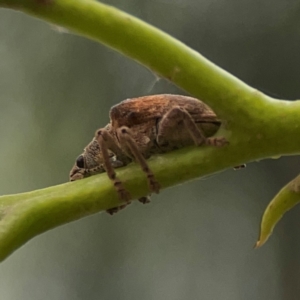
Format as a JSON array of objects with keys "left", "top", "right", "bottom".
[{"left": 70, "top": 94, "right": 231, "bottom": 214}]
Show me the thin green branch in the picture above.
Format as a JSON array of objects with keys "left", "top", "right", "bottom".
[
  {"left": 0, "top": 145, "right": 245, "bottom": 261},
  {"left": 0, "top": 0, "right": 273, "bottom": 118},
  {"left": 0, "top": 0, "right": 300, "bottom": 260}
]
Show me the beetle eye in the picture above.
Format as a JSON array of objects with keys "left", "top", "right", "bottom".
[{"left": 76, "top": 155, "right": 85, "bottom": 168}]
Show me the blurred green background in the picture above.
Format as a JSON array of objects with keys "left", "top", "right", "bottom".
[{"left": 1, "top": 0, "right": 300, "bottom": 299}]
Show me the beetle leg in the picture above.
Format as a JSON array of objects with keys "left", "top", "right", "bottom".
[
  {"left": 157, "top": 106, "right": 228, "bottom": 147},
  {"left": 138, "top": 195, "right": 151, "bottom": 204},
  {"left": 107, "top": 196, "right": 150, "bottom": 214},
  {"left": 233, "top": 164, "right": 246, "bottom": 170},
  {"left": 95, "top": 129, "right": 131, "bottom": 207},
  {"left": 117, "top": 126, "right": 161, "bottom": 194},
  {"left": 95, "top": 129, "right": 131, "bottom": 164},
  {"left": 106, "top": 203, "right": 131, "bottom": 215}
]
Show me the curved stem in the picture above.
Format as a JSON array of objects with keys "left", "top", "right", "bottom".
[{"left": 1, "top": 0, "right": 275, "bottom": 118}]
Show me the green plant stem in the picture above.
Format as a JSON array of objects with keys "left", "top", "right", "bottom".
[
  {"left": 0, "top": 0, "right": 274, "bottom": 118},
  {"left": 0, "top": 145, "right": 246, "bottom": 261},
  {"left": 0, "top": 0, "right": 300, "bottom": 260}
]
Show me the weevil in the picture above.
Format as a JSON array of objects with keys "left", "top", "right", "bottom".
[{"left": 70, "top": 94, "right": 232, "bottom": 214}]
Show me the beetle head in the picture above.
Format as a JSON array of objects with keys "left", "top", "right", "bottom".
[
  {"left": 69, "top": 138, "right": 125, "bottom": 181},
  {"left": 69, "top": 139, "right": 107, "bottom": 181}
]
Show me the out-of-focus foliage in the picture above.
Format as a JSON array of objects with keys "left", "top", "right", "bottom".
[{"left": 1, "top": 0, "right": 300, "bottom": 299}]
